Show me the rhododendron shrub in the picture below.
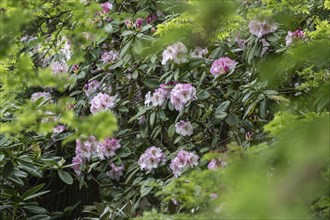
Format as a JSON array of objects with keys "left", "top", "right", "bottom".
[{"left": 0, "top": 0, "right": 329, "bottom": 219}]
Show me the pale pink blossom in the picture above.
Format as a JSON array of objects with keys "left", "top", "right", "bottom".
[
  {"left": 98, "top": 138, "right": 121, "bottom": 159},
  {"left": 286, "top": 30, "right": 304, "bottom": 46},
  {"left": 210, "top": 57, "right": 237, "bottom": 77},
  {"left": 75, "top": 136, "right": 99, "bottom": 160},
  {"left": 90, "top": 92, "right": 116, "bottom": 114},
  {"left": 72, "top": 156, "right": 84, "bottom": 176},
  {"left": 208, "top": 158, "right": 227, "bottom": 170},
  {"left": 83, "top": 80, "right": 100, "bottom": 96},
  {"left": 170, "top": 83, "right": 197, "bottom": 111},
  {"left": 106, "top": 163, "right": 124, "bottom": 181},
  {"left": 190, "top": 47, "right": 208, "bottom": 58},
  {"left": 138, "top": 146, "right": 166, "bottom": 173},
  {"left": 175, "top": 120, "right": 193, "bottom": 136},
  {"left": 144, "top": 88, "right": 170, "bottom": 107},
  {"left": 170, "top": 150, "right": 199, "bottom": 177},
  {"left": 31, "top": 92, "right": 52, "bottom": 103},
  {"left": 53, "top": 125, "right": 66, "bottom": 134},
  {"left": 51, "top": 61, "right": 69, "bottom": 74},
  {"left": 101, "top": 50, "right": 118, "bottom": 64},
  {"left": 249, "top": 19, "right": 277, "bottom": 38},
  {"left": 101, "top": 2, "right": 112, "bottom": 14},
  {"left": 162, "top": 42, "right": 188, "bottom": 65}
]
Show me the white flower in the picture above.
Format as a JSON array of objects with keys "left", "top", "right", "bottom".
[
  {"left": 162, "top": 42, "right": 188, "bottom": 65},
  {"left": 175, "top": 120, "right": 194, "bottom": 136},
  {"left": 51, "top": 61, "right": 68, "bottom": 74},
  {"left": 249, "top": 18, "right": 277, "bottom": 38},
  {"left": 90, "top": 92, "right": 116, "bottom": 114}
]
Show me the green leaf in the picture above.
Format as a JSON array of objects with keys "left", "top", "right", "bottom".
[
  {"left": 58, "top": 170, "right": 73, "bottom": 185},
  {"left": 104, "top": 24, "right": 113, "bottom": 33},
  {"left": 142, "top": 78, "right": 159, "bottom": 89},
  {"left": 117, "top": 147, "right": 131, "bottom": 158},
  {"left": 24, "top": 206, "right": 47, "bottom": 214},
  {"left": 23, "top": 190, "right": 51, "bottom": 201},
  {"left": 215, "top": 101, "right": 230, "bottom": 120},
  {"left": 27, "top": 215, "right": 50, "bottom": 220},
  {"left": 22, "top": 183, "right": 46, "bottom": 200},
  {"left": 196, "top": 90, "right": 210, "bottom": 100},
  {"left": 150, "top": 112, "right": 156, "bottom": 126},
  {"left": 3, "top": 161, "right": 14, "bottom": 178}
]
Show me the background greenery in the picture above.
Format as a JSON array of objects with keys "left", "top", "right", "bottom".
[{"left": 0, "top": 0, "right": 329, "bottom": 219}]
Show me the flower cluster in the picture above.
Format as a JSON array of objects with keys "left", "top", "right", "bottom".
[
  {"left": 208, "top": 158, "right": 227, "bottom": 170},
  {"left": 210, "top": 57, "right": 237, "bottom": 77},
  {"left": 144, "top": 87, "right": 170, "bottom": 107},
  {"left": 72, "top": 136, "right": 121, "bottom": 175},
  {"left": 190, "top": 47, "right": 208, "bottom": 58},
  {"left": 98, "top": 138, "right": 121, "bottom": 160},
  {"left": 83, "top": 80, "right": 100, "bottom": 96},
  {"left": 75, "top": 136, "right": 99, "bottom": 160},
  {"left": 170, "top": 150, "right": 199, "bottom": 177},
  {"left": 90, "top": 92, "right": 116, "bottom": 114},
  {"left": 100, "top": 2, "right": 112, "bottom": 14},
  {"left": 53, "top": 125, "right": 66, "bottom": 134},
  {"left": 138, "top": 146, "right": 166, "bottom": 173},
  {"left": 101, "top": 50, "right": 119, "bottom": 64},
  {"left": 162, "top": 42, "right": 188, "bottom": 65},
  {"left": 72, "top": 156, "right": 84, "bottom": 176},
  {"left": 106, "top": 163, "right": 124, "bottom": 181},
  {"left": 286, "top": 30, "right": 304, "bottom": 46},
  {"left": 249, "top": 18, "right": 277, "bottom": 38},
  {"left": 51, "top": 61, "right": 69, "bottom": 74},
  {"left": 175, "top": 120, "right": 193, "bottom": 136},
  {"left": 145, "top": 82, "right": 196, "bottom": 111},
  {"left": 31, "top": 92, "right": 52, "bottom": 103},
  {"left": 170, "top": 83, "right": 197, "bottom": 111}
]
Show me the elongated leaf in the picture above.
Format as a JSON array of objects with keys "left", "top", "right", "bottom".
[
  {"left": 58, "top": 170, "right": 73, "bottom": 185},
  {"left": 22, "top": 183, "right": 46, "bottom": 199}
]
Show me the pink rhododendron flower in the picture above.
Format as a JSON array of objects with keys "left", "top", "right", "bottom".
[
  {"left": 72, "top": 156, "right": 84, "bottom": 176},
  {"left": 175, "top": 120, "right": 193, "bottom": 136},
  {"left": 208, "top": 158, "right": 227, "bottom": 170},
  {"left": 106, "top": 163, "right": 124, "bottom": 181},
  {"left": 138, "top": 146, "right": 166, "bottom": 173},
  {"left": 101, "top": 2, "right": 112, "bottom": 14},
  {"left": 210, "top": 193, "right": 218, "bottom": 200},
  {"left": 31, "top": 92, "right": 52, "bottom": 103},
  {"left": 51, "top": 61, "right": 69, "bottom": 74},
  {"left": 170, "top": 83, "right": 197, "bottom": 111},
  {"left": 101, "top": 50, "right": 118, "bottom": 64},
  {"left": 53, "top": 125, "right": 66, "bottom": 134},
  {"left": 75, "top": 136, "right": 99, "bottom": 160},
  {"left": 249, "top": 18, "right": 277, "bottom": 38},
  {"left": 162, "top": 42, "right": 188, "bottom": 65},
  {"left": 83, "top": 80, "right": 100, "bottom": 96},
  {"left": 98, "top": 138, "right": 121, "bottom": 159},
  {"left": 190, "top": 47, "right": 208, "bottom": 58},
  {"left": 90, "top": 92, "right": 116, "bottom": 114},
  {"left": 210, "top": 57, "right": 237, "bottom": 77},
  {"left": 144, "top": 87, "right": 170, "bottom": 107},
  {"left": 170, "top": 150, "right": 199, "bottom": 177},
  {"left": 286, "top": 30, "right": 304, "bottom": 46}
]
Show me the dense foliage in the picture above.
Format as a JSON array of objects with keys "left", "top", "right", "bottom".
[{"left": 0, "top": 0, "right": 329, "bottom": 219}]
